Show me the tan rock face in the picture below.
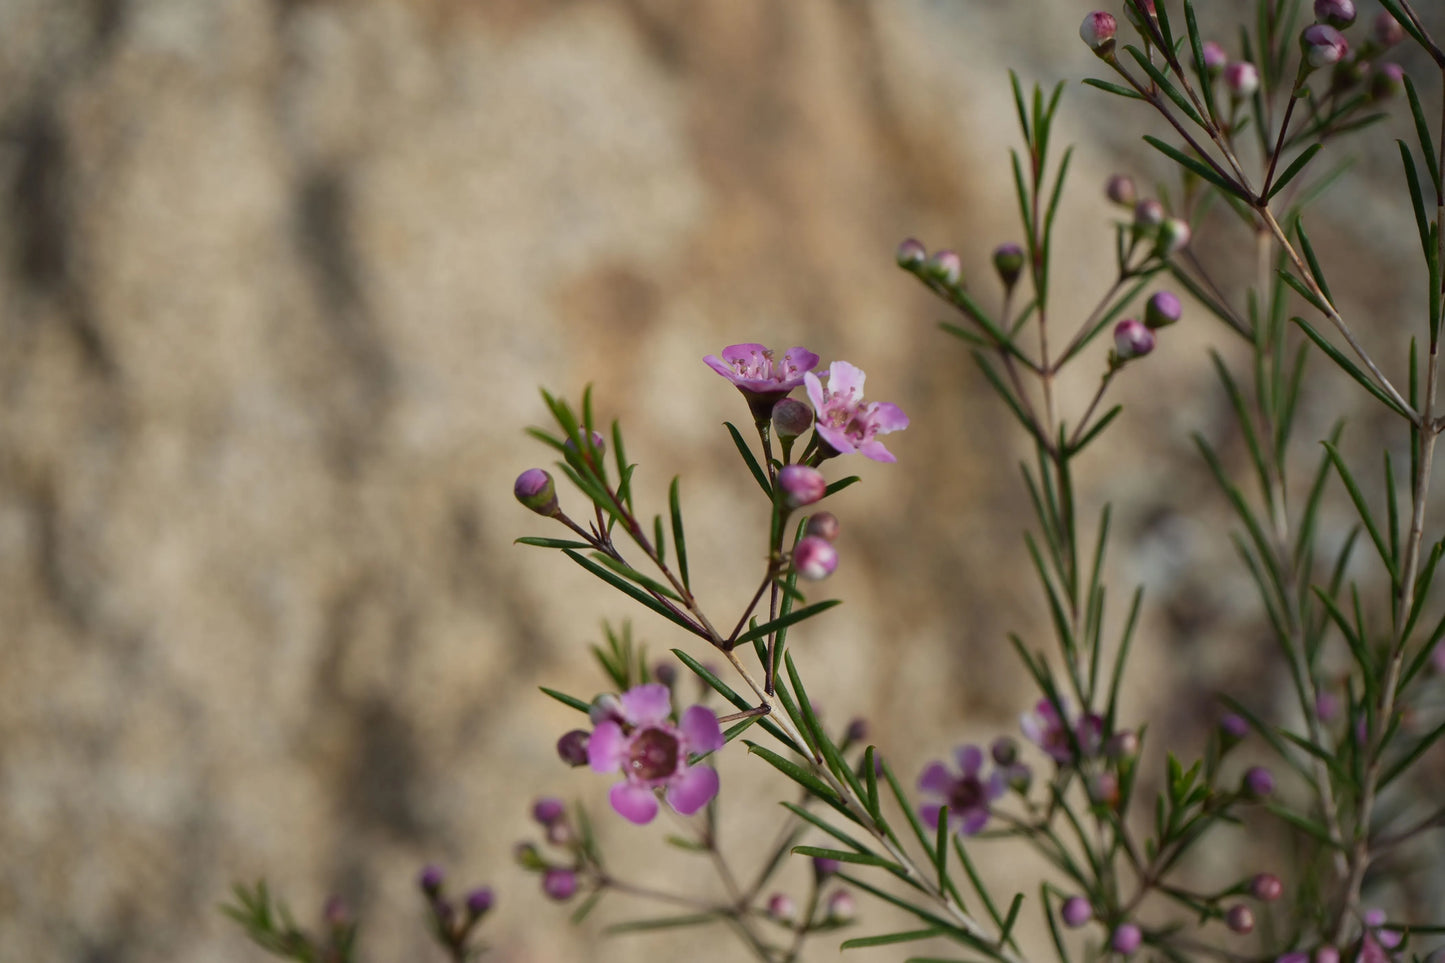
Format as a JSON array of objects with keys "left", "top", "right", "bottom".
[{"left": 2, "top": 1, "right": 1438, "bottom": 960}]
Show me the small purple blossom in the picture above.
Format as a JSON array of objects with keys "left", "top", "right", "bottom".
[
  {"left": 542, "top": 868, "right": 577, "bottom": 901},
  {"left": 465, "top": 887, "right": 495, "bottom": 916},
  {"left": 1145, "top": 291, "right": 1182, "bottom": 329},
  {"left": 1220, "top": 713, "right": 1249, "bottom": 740},
  {"left": 514, "top": 469, "right": 559, "bottom": 516},
  {"left": 793, "top": 535, "right": 839, "bottom": 580},
  {"left": 1358, "top": 909, "right": 1403, "bottom": 963},
  {"left": 1315, "top": 947, "right": 1340, "bottom": 963},
  {"left": 532, "top": 797, "right": 566, "bottom": 826},
  {"left": 918, "top": 745, "right": 1005, "bottom": 836},
  {"left": 1157, "top": 217, "right": 1192, "bottom": 255},
  {"left": 812, "top": 856, "right": 840, "bottom": 880},
  {"left": 705, "top": 344, "right": 820, "bottom": 419},
  {"left": 587, "top": 683, "right": 724, "bottom": 824},
  {"left": 419, "top": 864, "right": 444, "bottom": 895},
  {"left": 779, "top": 465, "right": 828, "bottom": 508},
  {"left": 1243, "top": 765, "right": 1275, "bottom": 798},
  {"left": 1134, "top": 199, "right": 1165, "bottom": 226},
  {"left": 1113, "top": 923, "right": 1143, "bottom": 956},
  {"left": 1061, "top": 896, "right": 1092, "bottom": 928},
  {"left": 804, "top": 361, "right": 909, "bottom": 462}
]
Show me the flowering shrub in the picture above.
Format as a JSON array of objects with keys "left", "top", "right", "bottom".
[{"left": 227, "top": 0, "right": 1445, "bottom": 961}]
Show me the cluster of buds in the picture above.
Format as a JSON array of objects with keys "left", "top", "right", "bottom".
[
  {"left": 1299, "top": 2, "right": 1408, "bottom": 101},
  {"left": 515, "top": 800, "right": 584, "bottom": 903},
  {"left": 762, "top": 858, "right": 856, "bottom": 931},
  {"left": 417, "top": 865, "right": 495, "bottom": 957}
]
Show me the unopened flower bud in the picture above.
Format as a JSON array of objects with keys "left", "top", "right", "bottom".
[
  {"left": 514, "top": 842, "right": 546, "bottom": 870},
  {"left": 1374, "top": 12, "right": 1404, "bottom": 47},
  {"left": 993, "top": 243, "right": 1026, "bottom": 289},
  {"left": 514, "top": 469, "right": 559, "bottom": 516},
  {"left": 1313, "top": 0, "right": 1355, "bottom": 30},
  {"left": 1250, "top": 873, "right": 1283, "bottom": 901},
  {"left": 1108, "top": 730, "right": 1140, "bottom": 758},
  {"left": 1004, "top": 761, "right": 1032, "bottom": 793},
  {"left": 1226, "top": 904, "right": 1255, "bottom": 934},
  {"left": 433, "top": 898, "right": 455, "bottom": 928},
  {"left": 588, "top": 694, "right": 624, "bottom": 726},
  {"left": 1062, "top": 896, "right": 1092, "bottom": 928},
  {"left": 1106, "top": 174, "right": 1137, "bottom": 207},
  {"left": 1315, "top": 946, "right": 1340, "bottom": 963},
  {"left": 1202, "top": 41, "right": 1227, "bottom": 74},
  {"left": 772, "top": 398, "right": 813, "bottom": 440},
  {"left": 1225, "top": 61, "right": 1261, "bottom": 97},
  {"left": 1113, "top": 319, "right": 1155, "bottom": 361},
  {"left": 844, "top": 717, "right": 869, "bottom": 743},
  {"left": 465, "top": 887, "right": 495, "bottom": 916},
  {"left": 545, "top": 820, "right": 575, "bottom": 847},
  {"left": 1243, "top": 765, "right": 1275, "bottom": 799},
  {"left": 1301, "top": 24, "right": 1349, "bottom": 70},
  {"left": 1134, "top": 199, "right": 1165, "bottom": 226},
  {"left": 1088, "top": 771, "right": 1120, "bottom": 808},
  {"left": 779, "top": 465, "right": 828, "bottom": 509},
  {"left": 1112, "top": 923, "right": 1143, "bottom": 956},
  {"left": 825, "top": 890, "right": 856, "bottom": 923},
  {"left": 1220, "top": 713, "right": 1249, "bottom": 741},
  {"left": 991, "top": 736, "right": 1019, "bottom": 766},
  {"left": 1125, "top": 0, "right": 1156, "bottom": 32},
  {"left": 1156, "top": 218, "right": 1191, "bottom": 256},
  {"left": 1371, "top": 63, "right": 1405, "bottom": 100},
  {"left": 556, "top": 729, "right": 591, "bottom": 767},
  {"left": 1080, "top": 12, "right": 1118, "bottom": 55},
  {"left": 793, "top": 535, "right": 838, "bottom": 580},
  {"left": 805, "top": 511, "right": 840, "bottom": 542},
  {"left": 896, "top": 237, "right": 927, "bottom": 268},
  {"left": 926, "top": 249, "right": 963, "bottom": 286},
  {"left": 812, "top": 857, "right": 840, "bottom": 880},
  {"left": 532, "top": 797, "right": 567, "bottom": 826},
  {"left": 419, "top": 865, "right": 445, "bottom": 896},
  {"left": 652, "top": 661, "right": 677, "bottom": 687},
  {"left": 563, "top": 430, "right": 607, "bottom": 459},
  {"left": 766, "top": 893, "right": 797, "bottom": 924},
  {"left": 1145, "top": 291, "right": 1182, "bottom": 329},
  {"left": 542, "top": 868, "right": 578, "bottom": 901},
  {"left": 323, "top": 896, "right": 351, "bottom": 928},
  {"left": 1315, "top": 690, "right": 1340, "bottom": 722}
]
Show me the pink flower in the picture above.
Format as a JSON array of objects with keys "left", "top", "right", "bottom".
[
  {"left": 587, "top": 683, "right": 724, "bottom": 824},
  {"left": 918, "top": 745, "right": 1005, "bottom": 836},
  {"left": 804, "top": 361, "right": 909, "bottom": 462},
  {"left": 705, "top": 344, "right": 819, "bottom": 418},
  {"left": 1021, "top": 699, "right": 1103, "bottom": 764}
]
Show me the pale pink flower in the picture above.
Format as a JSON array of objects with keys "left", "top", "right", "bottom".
[
  {"left": 705, "top": 344, "right": 819, "bottom": 418},
  {"left": 918, "top": 744, "right": 1005, "bottom": 836},
  {"left": 804, "top": 361, "right": 909, "bottom": 462},
  {"left": 587, "top": 683, "right": 724, "bottom": 824}
]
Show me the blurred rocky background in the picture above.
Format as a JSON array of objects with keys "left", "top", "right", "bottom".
[{"left": 1, "top": 0, "right": 1442, "bottom": 961}]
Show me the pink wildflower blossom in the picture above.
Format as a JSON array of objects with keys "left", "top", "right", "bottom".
[
  {"left": 918, "top": 744, "right": 1005, "bottom": 836},
  {"left": 1021, "top": 699, "right": 1103, "bottom": 764},
  {"left": 804, "top": 361, "right": 909, "bottom": 462},
  {"left": 587, "top": 683, "right": 724, "bottom": 825},
  {"left": 705, "top": 343, "right": 819, "bottom": 418}
]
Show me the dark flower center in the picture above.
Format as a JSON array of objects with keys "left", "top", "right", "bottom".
[
  {"left": 947, "top": 776, "right": 983, "bottom": 812},
  {"left": 627, "top": 727, "right": 681, "bottom": 782}
]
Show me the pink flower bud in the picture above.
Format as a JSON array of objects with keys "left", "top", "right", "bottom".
[
  {"left": 465, "top": 887, "right": 494, "bottom": 916},
  {"left": 812, "top": 856, "right": 840, "bottom": 880},
  {"left": 514, "top": 468, "right": 559, "bottom": 516},
  {"left": 1202, "top": 41, "right": 1227, "bottom": 74},
  {"left": 1220, "top": 713, "right": 1249, "bottom": 740},
  {"left": 992, "top": 242, "right": 1026, "bottom": 289},
  {"left": 1226, "top": 904, "right": 1255, "bottom": 934},
  {"left": 1251, "top": 873, "right": 1283, "bottom": 901},
  {"left": 1145, "top": 291, "right": 1182, "bottom": 329},
  {"left": 804, "top": 511, "right": 840, "bottom": 542},
  {"left": 542, "top": 868, "right": 578, "bottom": 901},
  {"left": 1313, "top": 0, "right": 1355, "bottom": 30},
  {"left": 1080, "top": 12, "right": 1118, "bottom": 55},
  {"left": 766, "top": 893, "right": 797, "bottom": 924},
  {"left": 1315, "top": 946, "right": 1340, "bottom": 963},
  {"left": 1225, "top": 61, "right": 1260, "bottom": 97},
  {"left": 793, "top": 535, "right": 838, "bottom": 580},
  {"left": 1106, "top": 174, "right": 1137, "bottom": 207},
  {"left": 1112, "top": 923, "right": 1143, "bottom": 956},
  {"left": 1156, "top": 218, "right": 1191, "bottom": 256},
  {"left": 779, "top": 465, "right": 827, "bottom": 509},
  {"left": 1301, "top": 24, "right": 1349, "bottom": 69},
  {"left": 1243, "top": 765, "right": 1274, "bottom": 798},
  {"left": 1134, "top": 199, "right": 1165, "bottom": 226},
  {"left": 556, "top": 728, "right": 591, "bottom": 766},
  {"left": 532, "top": 797, "right": 566, "bottom": 826},
  {"left": 772, "top": 397, "right": 814, "bottom": 439},
  {"left": 1374, "top": 12, "right": 1404, "bottom": 47},
  {"left": 419, "top": 865, "right": 445, "bottom": 895},
  {"left": 926, "top": 249, "right": 963, "bottom": 286},
  {"left": 1113, "top": 319, "right": 1155, "bottom": 361},
  {"left": 1371, "top": 63, "right": 1405, "bottom": 100},
  {"left": 1061, "top": 896, "right": 1092, "bottom": 928},
  {"left": 896, "top": 237, "right": 927, "bottom": 268},
  {"left": 824, "top": 890, "right": 856, "bottom": 923}
]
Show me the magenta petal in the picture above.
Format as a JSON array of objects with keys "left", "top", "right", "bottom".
[
  {"left": 856, "top": 439, "right": 896, "bottom": 462},
  {"left": 918, "top": 761, "right": 952, "bottom": 795},
  {"left": 804, "top": 371, "right": 827, "bottom": 412},
  {"left": 620, "top": 683, "right": 672, "bottom": 725},
  {"left": 666, "top": 765, "right": 719, "bottom": 815},
  {"left": 960, "top": 807, "right": 990, "bottom": 836},
  {"left": 721, "top": 342, "right": 768, "bottom": 364},
  {"left": 704, "top": 355, "right": 734, "bottom": 379},
  {"left": 869, "top": 402, "right": 909, "bottom": 433},
  {"left": 782, "top": 347, "right": 820, "bottom": 375},
  {"left": 609, "top": 781, "right": 659, "bottom": 824},
  {"left": 955, "top": 745, "right": 983, "bottom": 776},
  {"left": 919, "top": 803, "right": 942, "bottom": 829},
  {"left": 588, "top": 721, "right": 626, "bottom": 772},
  {"left": 680, "top": 705, "right": 724, "bottom": 754},
  {"left": 815, "top": 423, "right": 856, "bottom": 455}
]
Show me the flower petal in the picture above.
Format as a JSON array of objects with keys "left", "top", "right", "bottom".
[
  {"left": 620, "top": 683, "right": 673, "bottom": 726},
  {"left": 919, "top": 803, "right": 942, "bottom": 830},
  {"left": 588, "top": 721, "right": 626, "bottom": 773},
  {"left": 867, "top": 402, "right": 909, "bottom": 433},
  {"left": 960, "top": 807, "right": 991, "bottom": 836},
  {"left": 804, "top": 371, "right": 826, "bottom": 412},
  {"left": 955, "top": 745, "right": 983, "bottom": 776},
  {"left": 815, "top": 423, "right": 856, "bottom": 455},
  {"left": 703, "top": 355, "right": 735, "bottom": 379},
  {"left": 720, "top": 343, "right": 768, "bottom": 364},
  {"left": 680, "top": 705, "right": 724, "bottom": 754},
  {"left": 782, "top": 347, "right": 820, "bottom": 376},
  {"left": 918, "top": 761, "right": 953, "bottom": 796},
  {"left": 856, "top": 439, "right": 896, "bottom": 463},
  {"left": 609, "top": 781, "right": 659, "bottom": 825},
  {"left": 826, "top": 361, "right": 866, "bottom": 401},
  {"left": 666, "top": 765, "right": 719, "bottom": 815}
]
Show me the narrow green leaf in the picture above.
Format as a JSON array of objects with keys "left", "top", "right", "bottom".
[
  {"left": 724, "top": 422, "right": 771, "bottom": 496},
  {"left": 1125, "top": 47, "right": 1206, "bottom": 127},
  {"left": 792, "top": 845, "right": 896, "bottom": 870},
  {"left": 841, "top": 930, "right": 943, "bottom": 950},
  {"left": 1082, "top": 77, "right": 1147, "bottom": 101},
  {"left": 779, "top": 801, "right": 872, "bottom": 854},
  {"left": 1404, "top": 75, "right": 1441, "bottom": 186},
  {"left": 1381, "top": 716, "right": 1445, "bottom": 788},
  {"left": 746, "top": 742, "right": 839, "bottom": 803},
  {"left": 673, "top": 648, "right": 800, "bottom": 752},
  {"left": 732, "top": 600, "right": 841, "bottom": 647},
  {"left": 669, "top": 477, "right": 691, "bottom": 593},
  {"left": 539, "top": 686, "right": 591, "bottom": 713},
  {"left": 515, "top": 536, "right": 593, "bottom": 550},
  {"left": 1142, "top": 135, "right": 1244, "bottom": 198},
  {"left": 1291, "top": 316, "right": 1411, "bottom": 420},
  {"left": 1268, "top": 143, "right": 1324, "bottom": 199},
  {"left": 606, "top": 913, "right": 718, "bottom": 934},
  {"left": 1264, "top": 802, "right": 1346, "bottom": 850},
  {"left": 1399, "top": 142, "right": 1433, "bottom": 262},
  {"left": 1323, "top": 442, "right": 1400, "bottom": 584},
  {"left": 563, "top": 550, "right": 700, "bottom": 634}
]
